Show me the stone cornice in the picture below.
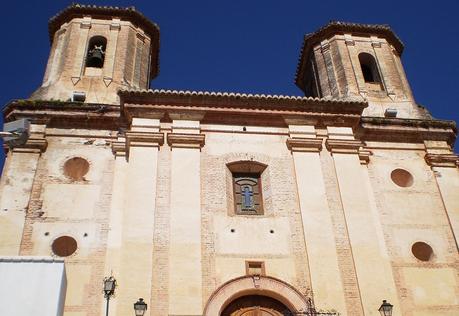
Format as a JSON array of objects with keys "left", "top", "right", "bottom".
[
  {"left": 3, "top": 129, "right": 48, "bottom": 154},
  {"left": 358, "top": 117, "right": 457, "bottom": 145},
  {"left": 125, "top": 131, "right": 164, "bottom": 148},
  {"left": 325, "top": 138, "right": 371, "bottom": 164},
  {"left": 111, "top": 139, "right": 126, "bottom": 157},
  {"left": 112, "top": 131, "right": 164, "bottom": 158},
  {"left": 167, "top": 133, "right": 205, "bottom": 149},
  {"left": 286, "top": 137, "right": 323, "bottom": 152},
  {"left": 425, "top": 153, "right": 459, "bottom": 168},
  {"left": 3, "top": 100, "right": 121, "bottom": 131},
  {"left": 325, "top": 139, "right": 364, "bottom": 154},
  {"left": 120, "top": 90, "right": 366, "bottom": 128},
  {"left": 5, "top": 138, "right": 48, "bottom": 154},
  {"left": 119, "top": 89, "right": 367, "bottom": 115}
]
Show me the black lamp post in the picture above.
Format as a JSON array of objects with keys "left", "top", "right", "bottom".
[
  {"left": 134, "top": 298, "right": 148, "bottom": 316},
  {"left": 378, "top": 300, "right": 393, "bottom": 316},
  {"left": 103, "top": 276, "right": 117, "bottom": 316}
]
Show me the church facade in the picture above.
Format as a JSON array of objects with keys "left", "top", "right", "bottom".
[{"left": 0, "top": 4, "right": 458, "bottom": 316}]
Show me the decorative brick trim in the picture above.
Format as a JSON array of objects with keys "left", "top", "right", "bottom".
[
  {"left": 286, "top": 137, "right": 323, "bottom": 152},
  {"left": 167, "top": 133, "right": 205, "bottom": 149},
  {"left": 425, "top": 153, "right": 459, "bottom": 168}
]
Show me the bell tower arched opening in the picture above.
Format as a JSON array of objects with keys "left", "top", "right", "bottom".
[
  {"left": 85, "top": 36, "right": 107, "bottom": 68},
  {"left": 358, "top": 52, "right": 382, "bottom": 84}
]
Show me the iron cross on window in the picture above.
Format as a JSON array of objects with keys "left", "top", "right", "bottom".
[{"left": 242, "top": 185, "right": 254, "bottom": 209}]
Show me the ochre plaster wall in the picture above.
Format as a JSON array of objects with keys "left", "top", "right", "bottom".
[{"left": 1, "top": 122, "right": 458, "bottom": 316}]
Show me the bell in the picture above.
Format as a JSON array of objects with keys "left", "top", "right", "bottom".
[{"left": 86, "top": 45, "right": 105, "bottom": 68}]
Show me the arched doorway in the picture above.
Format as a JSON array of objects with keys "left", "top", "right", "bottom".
[
  {"left": 203, "top": 276, "right": 309, "bottom": 315},
  {"left": 222, "top": 295, "right": 293, "bottom": 316}
]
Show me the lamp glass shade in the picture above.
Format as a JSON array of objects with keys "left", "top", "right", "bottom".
[
  {"left": 134, "top": 298, "right": 147, "bottom": 316},
  {"left": 103, "top": 277, "right": 116, "bottom": 295},
  {"left": 134, "top": 310, "right": 144, "bottom": 316},
  {"left": 378, "top": 300, "right": 393, "bottom": 316}
]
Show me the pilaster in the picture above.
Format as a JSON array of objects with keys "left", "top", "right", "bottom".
[
  {"left": 320, "top": 40, "right": 340, "bottom": 98},
  {"left": 343, "top": 34, "right": 367, "bottom": 97},
  {"left": 114, "top": 118, "right": 162, "bottom": 316},
  {"left": 102, "top": 18, "right": 121, "bottom": 87},
  {"left": 370, "top": 36, "right": 393, "bottom": 97},
  {"left": 424, "top": 141, "right": 459, "bottom": 250},
  {"left": 287, "top": 124, "right": 347, "bottom": 314},
  {"left": 71, "top": 16, "right": 92, "bottom": 85},
  {"left": 325, "top": 126, "right": 400, "bottom": 316},
  {"left": 0, "top": 124, "right": 46, "bottom": 255},
  {"left": 168, "top": 118, "right": 204, "bottom": 315}
]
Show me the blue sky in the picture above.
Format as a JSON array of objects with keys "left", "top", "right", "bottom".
[{"left": 1, "top": 0, "right": 458, "bottom": 168}]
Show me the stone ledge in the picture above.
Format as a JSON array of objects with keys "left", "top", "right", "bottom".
[
  {"left": 4, "top": 136, "right": 48, "bottom": 154},
  {"left": 425, "top": 153, "right": 459, "bottom": 168},
  {"left": 167, "top": 133, "right": 205, "bottom": 149},
  {"left": 0, "top": 256, "right": 64, "bottom": 263},
  {"left": 325, "top": 138, "right": 371, "bottom": 164},
  {"left": 286, "top": 137, "right": 323, "bottom": 152},
  {"left": 325, "top": 139, "right": 363, "bottom": 154},
  {"left": 125, "top": 131, "right": 164, "bottom": 148}
]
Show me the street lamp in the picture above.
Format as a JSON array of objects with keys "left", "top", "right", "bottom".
[
  {"left": 103, "top": 276, "right": 117, "bottom": 316},
  {"left": 378, "top": 300, "right": 393, "bottom": 316},
  {"left": 134, "top": 298, "right": 148, "bottom": 316}
]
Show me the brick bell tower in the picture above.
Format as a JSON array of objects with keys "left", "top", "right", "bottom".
[
  {"left": 30, "top": 4, "right": 160, "bottom": 104},
  {"left": 295, "top": 21, "right": 429, "bottom": 119}
]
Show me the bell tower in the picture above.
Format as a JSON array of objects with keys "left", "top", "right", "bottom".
[
  {"left": 31, "top": 4, "right": 160, "bottom": 104},
  {"left": 295, "top": 22, "right": 428, "bottom": 119}
]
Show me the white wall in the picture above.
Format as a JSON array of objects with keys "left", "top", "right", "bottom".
[{"left": 0, "top": 256, "right": 66, "bottom": 316}]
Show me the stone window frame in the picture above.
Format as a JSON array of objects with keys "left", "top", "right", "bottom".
[{"left": 226, "top": 161, "right": 268, "bottom": 216}]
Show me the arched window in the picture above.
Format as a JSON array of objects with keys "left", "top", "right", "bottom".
[
  {"left": 358, "top": 53, "right": 381, "bottom": 83},
  {"left": 233, "top": 174, "right": 261, "bottom": 212},
  {"left": 227, "top": 161, "right": 267, "bottom": 215},
  {"left": 86, "top": 36, "right": 107, "bottom": 68}
]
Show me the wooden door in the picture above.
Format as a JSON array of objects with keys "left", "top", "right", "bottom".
[
  {"left": 222, "top": 295, "right": 292, "bottom": 316},
  {"left": 230, "top": 306, "right": 284, "bottom": 316}
]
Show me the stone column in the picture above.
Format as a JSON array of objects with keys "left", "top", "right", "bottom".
[
  {"left": 113, "top": 118, "right": 164, "bottom": 316},
  {"left": 287, "top": 124, "right": 347, "bottom": 314},
  {"left": 167, "top": 118, "right": 205, "bottom": 315},
  {"left": 0, "top": 124, "right": 47, "bottom": 255},
  {"left": 325, "top": 127, "right": 400, "bottom": 316},
  {"left": 424, "top": 140, "right": 459, "bottom": 250}
]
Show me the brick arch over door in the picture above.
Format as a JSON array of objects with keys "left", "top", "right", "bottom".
[{"left": 203, "top": 276, "right": 309, "bottom": 315}]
